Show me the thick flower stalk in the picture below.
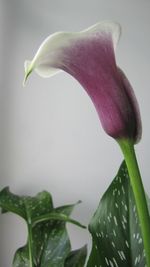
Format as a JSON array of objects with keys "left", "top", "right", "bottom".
[{"left": 24, "top": 21, "right": 150, "bottom": 266}]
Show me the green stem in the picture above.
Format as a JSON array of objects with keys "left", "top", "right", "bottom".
[
  {"left": 27, "top": 222, "right": 34, "bottom": 267},
  {"left": 118, "top": 138, "right": 150, "bottom": 267}
]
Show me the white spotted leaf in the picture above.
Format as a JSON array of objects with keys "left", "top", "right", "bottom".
[
  {"left": 0, "top": 187, "right": 54, "bottom": 220},
  {"left": 0, "top": 188, "right": 87, "bottom": 267},
  {"left": 13, "top": 204, "right": 73, "bottom": 267},
  {"left": 87, "top": 161, "right": 147, "bottom": 267}
]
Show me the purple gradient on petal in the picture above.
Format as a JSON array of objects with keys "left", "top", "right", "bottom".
[
  {"left": 55, "top": 32, "right": 141, "bottom": 142},
  {"left": 117, "top": 68, "right": 142, "bottom": 143}
]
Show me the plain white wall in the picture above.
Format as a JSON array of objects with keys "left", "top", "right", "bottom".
[{"left": 0, "top": 0, "right": 150, "bottom": 266}]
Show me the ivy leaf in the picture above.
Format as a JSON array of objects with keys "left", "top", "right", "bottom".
[
  {"left": 87, "top": 161, "right": 147, "bottom": 267},
  {"left": 65, "top": 245, "right": 87, "bottom": 267}
]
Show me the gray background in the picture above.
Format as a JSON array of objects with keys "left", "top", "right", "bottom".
[{"left": 0, "top": 0, "right": 150, "bottom": 266}]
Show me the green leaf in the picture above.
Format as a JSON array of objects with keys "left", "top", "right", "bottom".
[
  {"left": 0, "top": 188, "right": 86, "bottom": 267},
  {"left": 12, "top": 246, "right": 29, "bottom": 267},
  {"left": 0, "top": 187, "right": 53, "bottom": 221},
  {"left": 65, "top": 245, "right": 87, "bottom": 267},
  {"left": 33, "top": 211, "right": 86, "bottom": 229},
  {"left": 36, "top": 220, "right": 71, "bottom": 267},
  {"left": 87, "top": 161, "right": 146, "bottom": 267},
  {"left": 12, "top": 204, "right": 77, "bottom": 267}
]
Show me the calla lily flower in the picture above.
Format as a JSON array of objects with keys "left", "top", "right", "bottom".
[{"left": 24, "top": 21, "right": 141, "bottom": 143}]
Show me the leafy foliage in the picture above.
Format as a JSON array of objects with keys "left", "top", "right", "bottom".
[
  {"left": 65, "top": 245, "right": 87, "bottom": 267},
  {"left": 0, "top": 188, "right": 87, "bottom": 267},
  {"left": 87, "top": 161, "right": 147, "bottom": 267}
]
